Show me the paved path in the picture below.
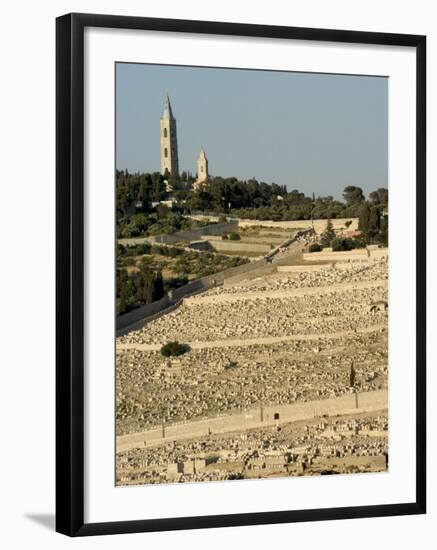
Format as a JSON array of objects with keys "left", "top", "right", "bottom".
[
  {"left": 117, "top": 389, "right": 388, "bottom": 453},
  {"left": 116, "top": 323, "right": 386, "bottom": 352}
]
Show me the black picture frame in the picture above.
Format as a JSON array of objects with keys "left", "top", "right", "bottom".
[{"left": 56, "top": 12, "right": 426, "bottom": 537}]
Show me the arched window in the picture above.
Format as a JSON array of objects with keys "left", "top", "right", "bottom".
[
  {"left": 164, "top": 148, "right": 168, "bottom": 158},
  {"left": 163, "top": 128, "right": 167, "bottom": 138}
]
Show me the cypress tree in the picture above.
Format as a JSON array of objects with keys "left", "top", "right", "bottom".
[
  {"left": 142, "top": 270, "right": 155, "bottom": 304},
  {"left": 153, "top": 270, "right": 165, "bottom": 301},
  {"left": 379, "top": 215, "right": 388, "bottom": 246},
  {"left": 118, "top": 284, "right": 128, "bottom": 315},
  {"left": 358, "top": 202, "right": 370, "bottom": 234},
  {"left": 368, "top": 206, "right": 381, "bottom": 241},
  {"left": 349, "top": 363, "right": 356, "bottom": 388},
  {"left": 320, "top": 219, "right": 336, "bottom": 247}
]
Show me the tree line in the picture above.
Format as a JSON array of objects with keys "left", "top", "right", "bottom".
[{"left": 116, "top": 170, "right": 387, "bottom": 224}]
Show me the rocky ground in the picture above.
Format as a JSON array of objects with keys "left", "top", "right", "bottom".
[
  {"left": 116, "top": 411, "right": 388, "bottom": 485},
  {"left": 116, "top": 259, "right": 388, "bottom": 436}
]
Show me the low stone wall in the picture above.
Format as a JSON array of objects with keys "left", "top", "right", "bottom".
[
  {"left": 369, "top": 248, "right": 388, "bottom": 260},
  {"left": 185, "top": 215, "right": 359, "bottom": 235},
  {"left": 203, "top": 235, "right": 284, "bottom": 245},
  {"left": 205, "top": 258, "right": 270, "bottom": 284},
  {"left": 277, "top": 264, "right": 334, "bottom": 273},
  {"left": 170, "top": 279, "right": 212, "bottom": 302},
  {"left": 116, "top": 295, "right": 171, "bottom": 332},
  {"left": 237, "top": 218, "right": 359, "bottom": 235},
  {"left": 116, "top": 389, "right": 387, "bottom": 452},
  {"left": 223, "top": 261, "right": 277, "bottom": 285},
  {"left": 187, "top": 240, "right": 211, "bottom": 251},
  {"left": 303, "top": 248, "right": 368, "bottom": 262},
  {"left": 207, "top": 240, "right": 271, "bottom": 254},
  {"left": 151, "top": 220, "right": 238, "bottom": 244},
  {"left": 303, "top": 247, "right": 388, "bottom": 263},
  {"left": 265, "top": 234, "right": 304, "bottom": 260}
]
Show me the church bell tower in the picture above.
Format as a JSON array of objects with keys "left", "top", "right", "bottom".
[
  {"left": 160, "top": 94, "right": 179, "bottom": 177},
  {"left": 194, "top": 147, "right": 209, "bottom": 190}
]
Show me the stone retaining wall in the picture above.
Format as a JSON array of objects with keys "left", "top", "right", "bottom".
[
  {"left": 185, "top": 215, "right": 359, "bottom": 235},
  {"left": 150, "top": 220, "right": 238, "bottom": 244},
  {"left": 116, "top": 295, "right": 171, "bottom": 332},
  {"left": 237, "top": 218, "right": 359, "bottom": 234},
  {"left": 207, "top": 240, "right": 271, "bottom": 254},
  {"left": 277, "top": 264, "right": 334, "bottom": 273},
  {"left": 303, "top": 247, "right": 387, "bottom": 263},
  {"left": 203, "top": 235, "right": 285, "bottom": 245},
  {"left": 116, "top": 389, "right": 388, "bottom": 451}
]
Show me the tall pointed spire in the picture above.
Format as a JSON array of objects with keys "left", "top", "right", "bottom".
[
  {"left": 160, "top": 93, "right": 179, "bottom": 176},
  {"left": 162, "top": 93, "right": 175, "bottom": 120}
]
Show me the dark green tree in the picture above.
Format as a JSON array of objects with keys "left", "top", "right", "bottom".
[
  {"left": 349, "top": 363, "right": 356, "bottom": 387},
  {"left": 320, "top": 219, "right": 336, "bottom": 247},
  {"left": 368, "top": 206, "right": 381, "bottom": 242},
  {"left": 358, "top": 202, "right": 371, "bottom": 234},
  {"left": 153, "top": 271, "right": 165, "bottom": 301},
  {"left": 142, "top": 270, "right": 155, "bottom": 304},
  {"left": 331, "top": 237, "right": 356, "bottom": 251},
  {"left": 379, "top": 214, "right": 388, "bottom": 246},
  {"left": 151, "top": 172, "right": 167, "bottom": 201},
  {"left": 118, "top": 284, "right": 128, "bottom": 315},
  {"left": 343, "top": 186, "right": 365, "bottom": 206},
  {"left": 156, "top": 203, "right": 170, "bottom": 218},
  {"left": 369, "top": 188, "right": 388, "bottom": 206}
]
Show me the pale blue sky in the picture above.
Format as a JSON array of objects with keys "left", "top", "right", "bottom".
[{"left": 116, "top": 63, "right": 388, "bottom": 199}]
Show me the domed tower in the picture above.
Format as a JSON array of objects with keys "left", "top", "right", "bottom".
[{"left": 160, "top": 94, "right": 179, "bottom": 177}]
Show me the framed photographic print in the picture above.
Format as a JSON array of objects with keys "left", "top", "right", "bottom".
[{"left": 56, "top": 13, "right": 426, "bottom": 536}]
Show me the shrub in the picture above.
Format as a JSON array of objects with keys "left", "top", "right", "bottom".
[
  {"left": 160, "top": 341, "right": 190, "bottom": 357},
  {"left": 138, "top": 256, "right": 153, "bottom": 268},
  {"left": 352, "top": 236, "right": 367, "bottom": 249},
  {"left": 164, "top": 276, "right": 189, "bottom": 291},
  {"left": 331, "top": 237, "right": 356, "bottom": 252},
  {"left": 228, "top": 232, "right": 241, "bottom": 240},
  {"left": 309, "top": 243, "right": 322, "bottom": 253},
  {"left": 228, "top": 473, "right": 245, "bottom": 480},
  {"left": 121, "top": 257, "right": 136, "bottom": 266}
]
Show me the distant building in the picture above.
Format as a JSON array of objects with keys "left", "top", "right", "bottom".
[
  {"left": 194, "top": 147, "right": 209, "bottom": 190},
  {"left": 160, "top": 94, "right": 179, "bottom": 177},
  {"left": 343, "top": 229, "right": 362, "bottom": 238}
]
